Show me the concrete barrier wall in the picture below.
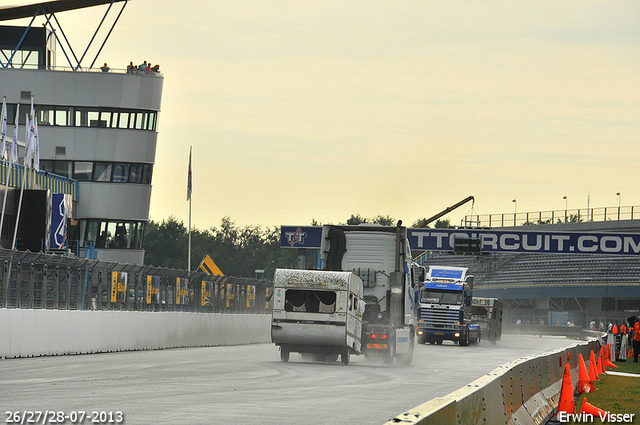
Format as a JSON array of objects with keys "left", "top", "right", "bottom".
[
  {"left": 385, "top": 338, "right": 599, "bottom": 425},
  {"left": 0, "top": 309, "right": 271, "bottom": 358}
]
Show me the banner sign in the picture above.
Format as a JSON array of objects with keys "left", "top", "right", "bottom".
[
  {"left": 201, "top": 281, "right": 211, "bottom": 307},
  {"left": 280, "top": 226, "right": 323, "bottom": 248},
  {"left": 227, "top": 283, "right": 235, "bottom": 307},
  {"left": 110, "top": 271, "right": 127, "bottom": 302},
  {"left": 280, "top": 226, "right": 640, "bottom": 256},
  {"left": 146, "top": 275, "right": 160, "bottom": 304},
  {"left": 176, "top": 278, "right": 189, "bottom": 305},
  {"left": 407, "top": 228, "right": 640, "bottom": 256},
  {"left": 49, "top": 193, "right": 72, "bottom": 249}
]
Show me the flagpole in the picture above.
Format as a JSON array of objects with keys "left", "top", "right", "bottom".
[
  {"left": 13, "top": 98, "right": 34, "bottom": 250},
  {"left": 187, "top": 146, "right": 192, "bottom": 272},
  {"left": 0, "top": 97, "right": 9, "bottom": 243}
]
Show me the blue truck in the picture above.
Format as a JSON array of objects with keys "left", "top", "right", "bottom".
[{"left": 416, "top": 266, "right": 482, "bottom": 346}]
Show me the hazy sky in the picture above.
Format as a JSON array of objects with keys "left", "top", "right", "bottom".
[{"left": 8, "top": 1, "right": 640, "bottom": 229}]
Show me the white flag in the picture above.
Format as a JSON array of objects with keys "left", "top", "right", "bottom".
[
  {"left": 187, "top": 146, "right": 192, "bottom": 201},
  {"left": 24, "top": 97, "right": 35, "bottom": 167},
  {"left": 10, "top": 103, "right": 18, "bottom": 164},
  {"left": 0, "top": 97, "right": 7, "bottom": 160},
  {"left": 33, "top": 117, "right": 40, "bottom": 171}
]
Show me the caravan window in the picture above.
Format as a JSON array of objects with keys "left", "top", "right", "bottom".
[{"left": 284, "top": 289, "right": 337, "bottom": 313}]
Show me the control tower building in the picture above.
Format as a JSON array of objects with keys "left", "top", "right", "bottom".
[{"left": 0, "top": 0, "right": 163, "bottom": 264}]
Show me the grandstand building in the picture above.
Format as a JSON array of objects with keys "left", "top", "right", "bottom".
[
  {"left": 0, "top": 1, "right": 163, "bottom": 264},
  {"left": 418, "top": 217, "right": 640, "bottom": 328}
]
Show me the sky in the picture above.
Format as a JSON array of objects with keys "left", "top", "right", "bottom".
[{"left": 7, "top": 1, "right": 640, "bottom": 230}]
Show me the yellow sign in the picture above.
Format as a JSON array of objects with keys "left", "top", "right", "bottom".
[
  {"left": 201, "top": 281, "right": 211, "bottom": 306},
  {"left": 176, "top": 278, "right": 189, "bottom": 305},
  {"left": 227, "top": 283, "right": 234, "bottom": 307},
  {"left": 247, "top": 285, "right": 255, "bottom": 308},
  {"left": 146, "top": 275, "right": 160, "bottom": 304},
  {"left": 199, "top": 255, "right": 224, "bottom": 276},
  {"left": 111, "top": 271, "right": 127, "bottom": 302}
]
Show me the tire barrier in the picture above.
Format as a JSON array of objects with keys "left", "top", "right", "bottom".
[
  {"left": 385, "top": 338, "right": 599, "bottom": 425},
  {"left": 0, "top": 309, "right": 271, "bottom": 358}
]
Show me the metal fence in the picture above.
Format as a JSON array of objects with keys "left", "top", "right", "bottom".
[
  {"left": 0, "top": 249, "right": 273, "bottom": 313},
  {"left": 464, "top": 205, "right": 640, "bottom": 228}
]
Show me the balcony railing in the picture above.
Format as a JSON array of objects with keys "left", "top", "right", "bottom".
[
  {"left": 0, "top": 161, "right": 79, "bottom": 201},
  {"left": 463, "top": 206, "right": 639, "bottom": 228}
]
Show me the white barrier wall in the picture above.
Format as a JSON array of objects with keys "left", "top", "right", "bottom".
[
  {"left": 385, "top": 338, "right": 599, "bottom": 425},
  {"left": 0, "top": 309, "right": 271, "bottom": 358}
]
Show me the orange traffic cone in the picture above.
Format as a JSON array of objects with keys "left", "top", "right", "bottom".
[
  {"left": 605, "top": 343, "right": 611, "bottom": 361},
  {"left": 577, "top": 353, "right": 594, "bottom": 394},
  {"left": 580, "top": 397, "right": 608, "bottom": 420},
  {"left": 589, "top": 351, "right": 599, "bottom": 380},
  {"left": 557, "top": 363, "right": 575, "bottom": 415},
  {"left": 588, "top": 358, "right": 598, "bottom": 382},
  {"left": 598, "top": 355, "right": 606, "bottom": 375},
  {"left": 605, "top": 359, "right": 619, "bottom": 369}
]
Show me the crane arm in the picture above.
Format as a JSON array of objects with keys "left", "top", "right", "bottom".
[{"left": 414, "top": 196, "right": 475, "bottom": 228}]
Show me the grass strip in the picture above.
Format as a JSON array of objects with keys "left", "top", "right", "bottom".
[{"left": 565, "top": 359, "right": 640, "bottom": 424}]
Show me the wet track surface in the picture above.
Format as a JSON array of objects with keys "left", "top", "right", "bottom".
[{"left": 0, "top": 335, "right": 578, "bottom": 425}]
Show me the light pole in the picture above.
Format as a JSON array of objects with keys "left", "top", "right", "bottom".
[
  {"left": 563, "top": 196, "right": 568, "bottom": 222},
  {"left": 617, "top": 192, "right": 621, "bottom": 220},
  {"left": 512, "top": 199, "right": 517, "bottom": 226}
]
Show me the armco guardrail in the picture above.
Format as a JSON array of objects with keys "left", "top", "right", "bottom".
[
  {"left": 0, "top": 310, "right": 271, "bottom": 358},
  {"left": 385, "top": 335, "right": 600, "bottom": 425}
]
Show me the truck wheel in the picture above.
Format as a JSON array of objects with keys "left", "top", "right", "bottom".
[
  {"left": 327, "top": 354, "right": 339, "bottom": 363},
  {"left": 280, "top": 348, "right": 290, "bottom": 362},
  {"left": 397, "top": 337, "right": 414, "bottom": 365},
  {"left": 460, "top": 335, "right": 469, "bottom": 346},
  {"left": 417, "top": 334, "right": 426, "bottom": 345},
  {"left": 341, "top": 349, "right": 350, "bottom": 365},
  {"left": 383, "top": 344, "right": 395, "bottom": 364},
  {"left": 436, "top": 339, "right": 443, "bottom": 345}
]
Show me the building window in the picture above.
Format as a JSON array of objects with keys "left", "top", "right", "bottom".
[
  {"left": 73, "top": 162, "right": 93, "bottom": 181},
  {"left": 7, "top": 103, "right": 158, "bottom": 131},
  {"left": 55, "top": 107, "right": 72, "bottom": 126},
  {"left": 113, "top": 163, "right": 129, "bottom": 183},
  {"left": 129, "top": 163, "right": 143, "bottom": 183},
  {"left": 81, "top": 219, "right": 146, "bottom": 250},
  {"left": 53, "top": 161, "right": 72, "bottom": 178},
  {"left": 40, "top": 160, "right": 153, "bottom": 185},
  {"left": 93, "top": 162, "right": 112, "bottom": 181},
  {"left": 141, "top": 164, "right": 153, "bottom": 184}
]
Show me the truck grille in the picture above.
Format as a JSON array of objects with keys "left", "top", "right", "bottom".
[{"left": 420, "top": 308, "right": 460, "bottom": 328}]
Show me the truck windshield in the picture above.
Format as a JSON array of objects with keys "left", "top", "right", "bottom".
[
  {"left": 420, "top": 290, "right": 462, "bottom": 305},
  {"left": 284, "top": 289, "right": 337, "bottom": 313}
]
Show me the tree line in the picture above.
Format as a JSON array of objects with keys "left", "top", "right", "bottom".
[{"left": 144, "top": 215, "right": 451, "bottom": 277}]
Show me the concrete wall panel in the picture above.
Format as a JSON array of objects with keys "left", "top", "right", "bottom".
[{"left": 0, "top": 310, "right": 271, "bottom": 359}]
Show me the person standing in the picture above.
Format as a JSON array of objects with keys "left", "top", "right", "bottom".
[
  {"left": 620, "top": 321, "right": 628, "bottom": 361},
  {"left": 607, "top": 322, "right": 616, "bottom": 362},
  {"left": 633, "top": 322, "right": 640, "bottom": 363}
]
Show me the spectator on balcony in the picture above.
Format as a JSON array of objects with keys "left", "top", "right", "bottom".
[{"left": 100, "top": 63, "right": 110, "bottom": 72}]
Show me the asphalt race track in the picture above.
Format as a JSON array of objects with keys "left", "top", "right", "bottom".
[{"left": 0, "top": 335, "right": 577, "bottom": 425}]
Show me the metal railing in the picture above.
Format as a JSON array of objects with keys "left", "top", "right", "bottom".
[
  {"left": 0, "top": 161, "right": 79, "bottom": 201},
  {"left": 1, "top": 64, "right": 162, "bottom": 77},
  {"left": 464, "top": 205, "right": 639, "bottom": 228},
  {"left": 0, "top": 249, "right": 273, "bottom": 314}
]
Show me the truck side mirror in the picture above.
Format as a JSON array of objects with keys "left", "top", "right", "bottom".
[{"left": 465, "top": 294, "right": 471, "bottom": 306}]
